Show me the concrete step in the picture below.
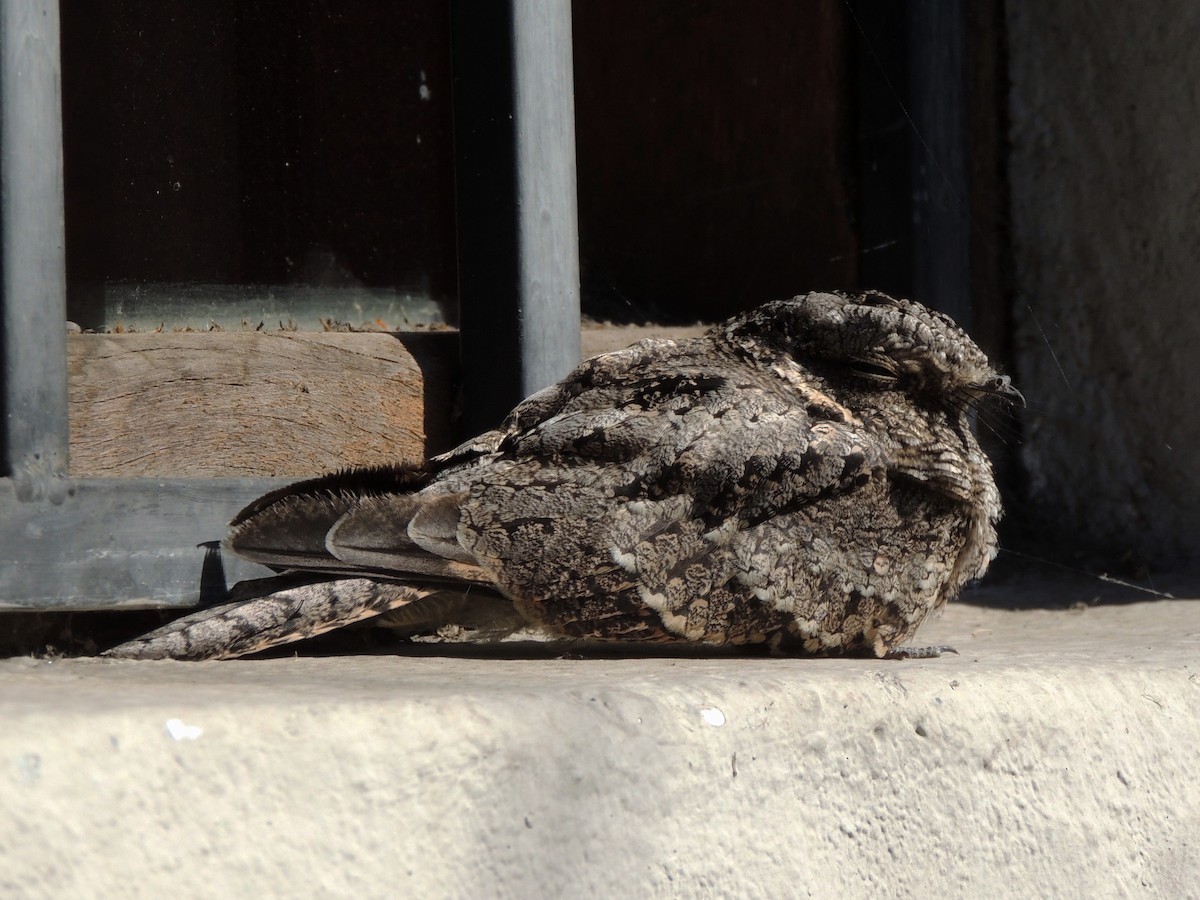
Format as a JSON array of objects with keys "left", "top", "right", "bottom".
[{"left": 2, "top": 592, "right": 1198, "bottom": 898}]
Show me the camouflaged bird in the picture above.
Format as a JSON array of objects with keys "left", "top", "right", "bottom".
[{"left": 105, "top": 291, "right": 1020, "bottom": 661}]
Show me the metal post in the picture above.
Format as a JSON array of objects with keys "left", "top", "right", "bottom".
[
  {"left": 0, "top": 0, "right": 69, "bottom": 477},
  {"left": 451, "top": 0, "right": 581, "bottom": 436},
  {"left": 907, "top": 0, "right": 971, "bottom": 330}
]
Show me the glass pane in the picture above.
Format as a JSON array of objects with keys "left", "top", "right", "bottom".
[{"left": 60, "top": 1, "right": 457, "bottom": 332}]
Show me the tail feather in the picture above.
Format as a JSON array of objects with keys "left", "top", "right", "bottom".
[
  {"left": 109, "top": 463, "right": 504, "bottom": 661},
  {"left": 102, "top": 578, "right": 435, "bottom": 661}
]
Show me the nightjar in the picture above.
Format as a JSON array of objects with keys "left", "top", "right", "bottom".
[{"left": 105, "top": 291, "right": 1020, "bottom": 660}]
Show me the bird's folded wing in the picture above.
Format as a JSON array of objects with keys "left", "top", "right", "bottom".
[
  {"left": 326, "top": 490, "right": 492, "bottom": 582},
  {"left": 225, "top": 463, "right": 433, "bottom": 572},
  {"left": 226, "top": 489, "right": 364, "bottom": 571}
]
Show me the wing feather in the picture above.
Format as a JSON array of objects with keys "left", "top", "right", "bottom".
[{"left": 326, "top": 492, "right": 489, "bottom": 582}]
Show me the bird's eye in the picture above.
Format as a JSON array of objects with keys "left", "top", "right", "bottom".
[
  {"left": 850, "top": 361, "right": 897, "bottom": 383},
  {"left": 859, "top": 292, "right": 898, "bottom": 308}
]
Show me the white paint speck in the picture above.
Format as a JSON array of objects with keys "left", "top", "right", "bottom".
[
  {"left": 16, "top": 753, "right": 41, "bottom": 784},
  {"left": 165, "top": 718, "right": 203, "bottom": 741},
  {"left": 700, "top": 707, "right": 726, "bottom": 727}
]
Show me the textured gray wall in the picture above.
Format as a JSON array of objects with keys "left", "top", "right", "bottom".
[{"left": 1006, "top": 5, "right": 1200, "bottom": 562}]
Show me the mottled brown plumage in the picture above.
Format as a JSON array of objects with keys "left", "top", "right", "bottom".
[{"left": 105, "top": 291, "right": 1019, "bottom": 661}]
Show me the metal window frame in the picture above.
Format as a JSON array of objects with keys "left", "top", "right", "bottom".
[
  {"left": 3, "top": 1, "right": 978, "bottom": 613},
  {"left": 853, "top": 0, "right": 973, "bottom": 332},
  {"left": 0, "top": 0, "right": 581, "bottom": 611}
]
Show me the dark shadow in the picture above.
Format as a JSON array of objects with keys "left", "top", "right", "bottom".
[
  {"left": 961, "top": 552, "right": 1200, "bottom": 611},
  {"left": 241, "top": 632, "right": 771, "bottom": 662},
  {"left": 197, "top": 540, "right": 231, "bottom": 608},
  {"left": 389, "top": 331, "right": 461, "bottom": 456}
]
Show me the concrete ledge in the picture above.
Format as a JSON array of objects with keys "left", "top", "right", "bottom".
[{"left": 2, "top": 596, "right": 1198, "bottom": 897}]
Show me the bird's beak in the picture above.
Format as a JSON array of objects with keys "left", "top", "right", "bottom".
[{"left": 981, "top": 374, "right": 1025, "bottom": 407}]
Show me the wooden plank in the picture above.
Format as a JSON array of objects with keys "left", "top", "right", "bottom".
[
  {"left": 67, "top": 331, "right": 458, "bottom": 478},
  {"left": 0, "top": 477, "right": 280, "bottom": 610},
  {"left": 65, "top": 326, "right": 705, "bottom": 479}
]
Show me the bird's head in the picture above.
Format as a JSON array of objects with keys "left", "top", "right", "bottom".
[{"left": 720, "top": 291, "right": 1023, "bottom": 410}]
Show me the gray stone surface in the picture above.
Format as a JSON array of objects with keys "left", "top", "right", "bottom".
[
  {"left": 3, "top": 594, "right": 1198, "bottom": 898},
  {"left": 1006, "top": 4, "right": 1200, "bottom": 562}
]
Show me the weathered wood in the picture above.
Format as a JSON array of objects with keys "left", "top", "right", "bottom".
[
  {"left": 65, "top": 326, "right": 708, "bottom": 480},
  {"left": 68, "top": 331, "right": 458, "bottom": 478}
]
